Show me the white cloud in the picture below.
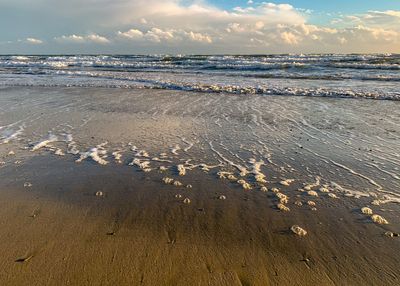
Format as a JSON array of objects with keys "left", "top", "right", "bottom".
[
  {"left": 117, "top": 27, "right": 212, "bottom": 44},
  {"left": 26, "top": 37, "right": 43, "bottom": 44},
  {"left": 145, "top": 28, "right": 174, "bottom": 42},
  {"left": 117, "top": 29, "right": 144, "bottom": 39},
  {"left": 54, "top": 34, "right": 85, "bottom": 43},
  {"left": 183, "top": 31, "right": 212, "bottom": 43},
  {"left": 55, "top": 34, "right": 110, "bottom": 44},
  {"left": 86, "top": 34, "right": 110, "bottom": 44},
  {"left": 350, "top": 25, "right": 398, "bottom": 42}
]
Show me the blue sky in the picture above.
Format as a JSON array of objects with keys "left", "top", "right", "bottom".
[
  {"left": 0, "top": 0, "right": 399, "bottom": 54},
  {"left": 212, "top": 0, "right": 400, "bottom": 13}
]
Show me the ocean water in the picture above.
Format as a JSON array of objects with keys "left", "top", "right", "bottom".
[{"left": 0, "top": 54, "right": 399, "bottom": 100}]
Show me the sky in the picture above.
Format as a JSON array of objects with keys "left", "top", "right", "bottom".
[{"left": 0, "top": 0, "right": 399, "bottom": 54}]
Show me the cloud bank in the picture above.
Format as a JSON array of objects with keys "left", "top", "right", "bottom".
[{"left": 0, "top": 1, "right": 399, "bottom": 54}]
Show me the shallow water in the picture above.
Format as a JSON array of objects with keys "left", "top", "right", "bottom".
[{"left": 0, "top": 86, "right": 399, "bottom": 203}]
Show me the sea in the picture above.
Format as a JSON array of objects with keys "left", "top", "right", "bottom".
[{"left": 0, "top": 54, "right": 399, "bottom": 100}]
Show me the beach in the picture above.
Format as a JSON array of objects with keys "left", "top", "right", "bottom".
[{"left": 0, "top": 86, "right": 399, "bottom": 285}]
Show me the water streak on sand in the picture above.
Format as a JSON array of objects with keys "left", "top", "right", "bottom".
[
  {"left": 330, "top": 160, "right": 384, "bottom": 191},
  {"left": 0, "top": 125, "right": 24, "bottom": 144},
  {"left": 209, "top": 141, "right": 249, "bottom": 176}
]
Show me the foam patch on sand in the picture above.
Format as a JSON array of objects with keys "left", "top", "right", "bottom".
[
  {"left": 307, "top": 190, "right": 319, "bottom": 197},
  {"left": 280, "top": 179, "right": 295, "bottom": 186},
  {"left": 173, "top": 180, "right": 183, "bottom": 186},
  {"left": 152, "top": 157, "right": 172, "bottom": 163},
  {"left": 272, "top": 188, "right": 280, "bottom": 194},
  {"left": 162, "top": 177, "right": 174, "bottom": 184},
  {"left": 218, "top": 171, "right": 232, "bottom": 179},
  {"left": 130, "top": 158, "right": 151, "bottom": 172},
  {"left": 31, "top": 134, "right": 58, "bottom": 151},
  {"left": 291, "top": 225, "right": 307, "bottom": 236},
  {"left": 218, "top": 171, "right": 238, "bottom": 181},
  {"left": 76, "top": 143, "right": 108, "bottom": 165},
  {"left": 162, "top": 177, "right": 183, "bottom": 187},
  {"left": 319, "top": 186, "right": 330, "bottom": 193},
  {"left": 237, "top": 179, "right": 252, "bottom": 190},
  {"left": 112, "top": 151, "right": 123, "bottom": 163},
  {"left": 248, "top": 158, "right": 267, "bottom": 183},
  {"left": 277, "top": 203, "right": 290, "bottom": 212},
  {"left": 178, "top": 160, "right": 222, "bottom": 173},
  {"left": 194, "top": 163, "right": 222, "bottom": 172},
  {"left": 159, "top": 166, "right": 168, "bottom": 172},
  {"left": 303, "top": 176, "right": 321, "bottom": 191},
  {"left": 130, "top": 145, "right": 150, "bottom": 158},
  {"left": 328, "top": 193, "right": 338, "bottom": 199},
  {"left": 371, "top": 214, "right": 389, "bottom": 225},
  {"left": 361, "top": 207, "right": 373, "bottom": 215},
  {"left": 276, "top": 192, "right": 289, "bottom": 204},
  {"left": 177, "top": 164, "right": 186, "bottom": 176},
  {"left": 24, "top": 182, "right": 32, "bottom": 188}
]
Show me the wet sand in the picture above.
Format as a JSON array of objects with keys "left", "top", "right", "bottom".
[{"left": 0, "top": 87, "right": 399, "bottom": 285}]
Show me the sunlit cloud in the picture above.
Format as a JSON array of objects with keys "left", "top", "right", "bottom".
[
  {"left": 25, "top": 38, "right": 43, "bottom": 44},
  {"left": 54, "top": 34, "right": 110, "bottom": 44},
  {"left": 117, "top": 28, "right": 212, "bottom": 44}
]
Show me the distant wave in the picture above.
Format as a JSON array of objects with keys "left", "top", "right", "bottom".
[
  {"left": 2, "top": 63, "right": 400, "bottom": 82},
  {"left": 1, "top": 54, "right": 399, "bottom": 71}
]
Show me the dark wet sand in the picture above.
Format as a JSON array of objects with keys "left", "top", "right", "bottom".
[{"left": 0, "top": 155, "right": 399, "bottom": 286}]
